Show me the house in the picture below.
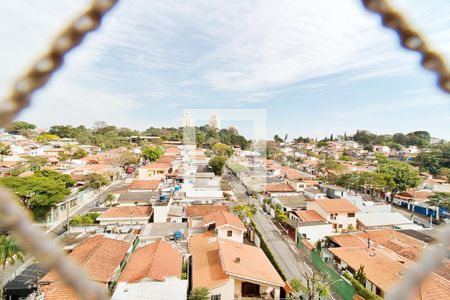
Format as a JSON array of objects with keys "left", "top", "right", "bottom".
[
  {"left": 304, "top": 187, "right": 326, "bottom": 200},
  {"left": 272, "top": 196, "right": 307, "bottom": 213},
  {"left": 328, "top": 245, "right": 450, "bottom": 299},
  {"left": 264, "top": 183, "right": 299, "bottom": 197},
  {"left": 139, "top": 222, "right": 188, "bottom": 245},
  {"left": 112, "top": 240, "right": 187, "bottom": 300},
  {"left": 189, "top": 232, "right": 285, "bottom": 299},
  {"left": 320, "top": 184, "right": 347, "bottom": 199},
  {"left": 39, "top": 236, "right": 132, "bottom": 299},
  {"left": 128, "top": 180, "right": 161, "bottom": 192},
  {"left": 138, "top": 163, "right": 172, "bottom": 179},
  {"left": 202, "top": 210, "right": 246, "bottom": 243},
  {"left": 356, "top": 212, "right": 413, "bottom": 230},
  {"left": 306, "top": 199, "right": 359, "bottom": 232},
  {"left": 185, "top": 205, "right": 230, "bottom": 218},
  {"left": 96, "top": 206, "right": 153, "bottom": 225}
]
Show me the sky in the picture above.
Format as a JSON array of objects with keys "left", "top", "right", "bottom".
[{"left": 0, "top": 0, "right": 449, "bottom": 140}]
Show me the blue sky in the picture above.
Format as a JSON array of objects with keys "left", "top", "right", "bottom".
[{"left": 0, "top": 0, "right": 449, "bottom": 140}]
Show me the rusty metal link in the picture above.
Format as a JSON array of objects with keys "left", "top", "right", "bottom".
[
  {"left": 0, "top": 188, "right": 107, "bottom": 300},
  {"left": 362, "top": 0, "right": 450, "bottom": 93},
  {"left": 0, "top": 0, "right": 119, "bottom": 127},
  {"left": 0, "top": 0, "right": 118, "bottom": 299}
]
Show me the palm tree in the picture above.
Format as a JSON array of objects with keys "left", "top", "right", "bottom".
[
  {"left": 189, "top": 287, "right": 209, "bottom": 300},
  {"left": 0, "top": 143, "right": 11, "bottom": 165},
  {"left": 0, "top": 235, "right": 25, "bottom": 299}
]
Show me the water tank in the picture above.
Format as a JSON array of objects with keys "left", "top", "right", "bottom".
[
  {"left": 174, "top": 230, "right": 182, "bottom": 240},
  {"left": 174, "top": 186, "right": 180, "bottom": 191},
  {"left": 159, "top": 195, "right": 168, "bottom": 201}
]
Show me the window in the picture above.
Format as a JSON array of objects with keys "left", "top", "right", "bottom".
[
  {"left": 338, "top": 224, "right": 343, "bottom": 228},
  {"left": 348, "top": 213, "right": 355, "bottom": 217},
  {"left": 227, "top": 230, "right": 232, "bottom": 237},
  {"left": 211, "top": 295, "right": 221, "bottom": 300}
]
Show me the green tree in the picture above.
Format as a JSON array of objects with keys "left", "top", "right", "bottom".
[
  {"left": 208, "top": 156, "right": 227, "bottom": 175},
  {"left": 415, "top": 151, "right": 441, "bottom": 175},
  {"left": 290, "top": 278, "right": 302, "bottom": 293},
  {"left": 296, "top": 271, "right": 330, "bottom": 300},
  {"left": 354, "top": 265, "right": 366, "bottom": 285},
  {"left": 34, "top": 169, "right": 75, "bottom": 188},
  {"left": 212, "top": 143, "right": 233, "bottom": 157},
  {"left": 69, "top": 212, "right": 100, "bottom": 225},
  {"left": 275, "top": 208, "right": 288, "bottom": 223},
  {"left": 376, "top": 155, "right": 420, "bottom": 199},
  {"left": 105, "top": 193, "right": 116, "bottom": 206},
  {"left": 427, "top": 192, "right": 450, "bottom": 210},
  {"left": 23, "top": 156, "right": 48, "bottom": 170},
  {"left": 0, "top": 176, "right": 70, "bottom": 220},
  {"left": 5, "top": 121, "right": 36, "bottom": 135},
  {"left": 141, "top": 147, "right": 164, "bottom": 162},
  {"left": 0, "top": 143, "right": 11, "bottom": 164},
  {"left": 85, "top": 173, "right": 110, "bottom": 191},
  {"left": 36, "top": 133, "right": 60, "bottom": 144},
  {"left": 0, "top": 235, "right": 25, "bottom": 299},
  {"left": 318, "top": 159, "right": 344, "bottom": 174},
  {"left": 189, "top": 287, "right": 209, "bottom": 300},
  {"left": 72, "top": 148, "right": 88, "bottom": 159},
  {"left": 274, "top": 134, "right": 283, "bottom": 143},
  {"left": 232, "top": 204, "right": 256, "bottom": 224}
]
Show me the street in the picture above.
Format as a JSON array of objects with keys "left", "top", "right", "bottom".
[{"left": 224, "top": 170, "right": 309, "bottom": 280}]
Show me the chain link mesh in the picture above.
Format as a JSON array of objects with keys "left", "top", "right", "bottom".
[{"left": 362, "top": 0, "right": 450, "bottom": 93}]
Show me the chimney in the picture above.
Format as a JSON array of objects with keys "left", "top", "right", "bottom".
[
  {"left": 234, "top": 257, "right": 241, "bottom": 263},
  {"left": 367, "top": 237, "right": 371, "bottom": 249}
]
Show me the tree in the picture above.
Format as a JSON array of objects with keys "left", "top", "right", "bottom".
[
  {"left": 69, "top": 212, "right": 100, "bottom": 225},
  {"left": 23, "top": 156, "right": 48, "bottom": 171},
  {"left": 105, "top": 193, "right": 115, "bottom": 207},
  {"left": 72, "top": 148, "right": 88, "bottom": 159},
  {"left": 232, "top": 204, "right": 256, "bottom": 224},
  {"left": 190, "top": 287, "right": 209, "bottom": 300},
  {"left": 274, "top": 134, "right": 283, "bottom": 143},
  {"left": 290, "top": 278, "right": 302, "bottom": 293},
  {"left": 275, "top": 208, "right": 288, "bottom": 223},
  {"left": 427, "top": 192, "right": 450, "bottom": 210},
  {"left": 354, "top": 265, "right": 366, "bottom": 285},
  {"left": 0, "top": 143, "right": 11, "bottom": 164},
  {"left": 36, "top": 133, "right": 60, "bottom": 144},
  {"left": 85, "top": 173, "right": 110, "bottom": 190},
  {"left": 415, "top": 151, "right": 441, "bottom": 175},
  {"left": 0, "top": 235, "right": 25, "bottom": 299},
  {"left": 34, "top": 169, "right": 75, "bottom": 188},
  {"left": 376, "top": 156, "right": 420, "bottom": 199},
  {"left": 141, "top": 147, "right": 163, "bottom": 162},
  {"left": 209, "top": 156, "right": 227, "bottom": 175},
  {"left": 212, "top": 143, "right": 233, "bottom": 157},
  {"left": 296, "top": 271, "right": 330, "bottom": 300},
  {"left": 0, "top": 175, "right": 70, "bottom": 220},
  {"left": 318, "top": 159, "right": 344, "bottom": 175},
  {"left": 5, "top": 121, "right": 36, "bottom": 135}
]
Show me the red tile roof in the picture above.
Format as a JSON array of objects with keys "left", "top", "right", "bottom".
[
  {"left": 202, "top": 210, "right": 246, "bottom": 230},
  {"left": 119, "top": 240, "right": 181, "bottom": 283},
  {"left": 97, "top": 206, "right": 153, "bottom": 219},
  {"left": 297, "top": 210, "right": 325, "bottom": 222},
  {"left": 128, "top": 179, "right": 160, "bottom": 191},
  {"left": 265, "top": 183, "right": 296, "bottom": 193},
  {"left": 314, "top": 199, "right": 359, "bottom": 213},
  {"left": 40, "top": 236, "right": 131, "bottom": 299},
  {"left": 185, "top": 205, "right": 230, "bottom": 217}
]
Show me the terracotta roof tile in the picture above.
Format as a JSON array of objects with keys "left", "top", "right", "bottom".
[
  {"left": 97, "top": 206, "right": 153, "bottom": 219},
  {"left": 265, "top": 183, "right": 296, "bottom": 193},
  {"left": 314, "top": 199, "right": 359, "bottom": 213},
  {"left": 119, "top": 240, "right": 181, "bottom": 283},
  {"left": 185, "top": 205, "right": 229, "bottom": 217},
  {"left": 297, "top": 210, "right": 325, "bottom": 222},
  {"left": 128, "top": 180, "right": 160, "bottom": 191},
  {"left": 202, "top": 210, "right": 246, "bottom": 230},
  {"left": 40, "top": 236, "right": 131, "bottom": 299}
]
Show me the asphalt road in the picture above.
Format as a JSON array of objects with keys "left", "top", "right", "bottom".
[{"left": 224, "top": 170, "right": 309, "bottom": 280}]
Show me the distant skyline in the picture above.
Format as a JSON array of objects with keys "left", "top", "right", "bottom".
[{"left": 0, "top": 0, "right": 449, "bottom": 139}]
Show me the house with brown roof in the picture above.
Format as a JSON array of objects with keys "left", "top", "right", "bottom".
[
  {"left": 306, "top": 199, "right": 359, "bottom": 232},
  {"left": 39, "top": 236, "right": 132, "bottom": 299},
  {"left": 96, "top": 206, "right": 153, "bottom": 225},
  {"left": 201, "top": 210, "right": 246, "bottom": 243},
  {"left": 138, "top": 163, "right": 172, "bottom": 180},
  {"left": 264, "top": 183, "right": 300, "bottom": 197},
  {"left": 128, "top": 179, "right": 161, "bottom": 192},
  {"left": 189, "top": 232, "right": 285, "bottom": 300},
  {"left": 328, "top": 245, "right": 450, "bottom": 299}
]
